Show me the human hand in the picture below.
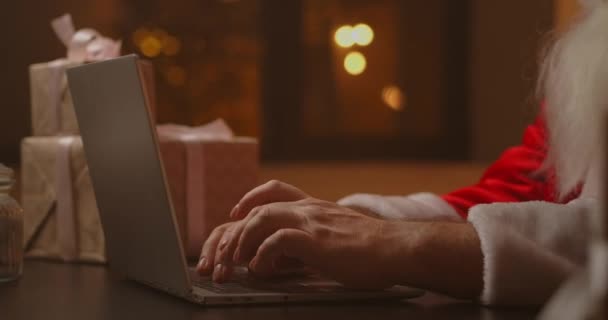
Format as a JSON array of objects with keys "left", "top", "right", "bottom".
[
  {"left": 195, "top": 221, "right": 236, "bottom": 276},
  {"left": 229, "top": 180, "right": 309, "bottom": 220},
  {"left": 196, "top": 219, "right": 308, "bottom": 279},
  {"left": 197, "top": 181, "right": 483, "bottom": 299},
  {"left": 211, "top": 184, "right": 397, "bottom": 289},
  {"left": 197, "top": 180, "right": 309, "bottom": 279}
]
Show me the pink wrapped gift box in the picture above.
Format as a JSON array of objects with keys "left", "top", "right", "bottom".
[{"left": 157, "top": 120, "right": 259, "bottom": 258}]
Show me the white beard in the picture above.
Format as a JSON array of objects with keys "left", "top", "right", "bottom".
[{"left": 539, "top": 0, "right": 608, "bottom": 198}]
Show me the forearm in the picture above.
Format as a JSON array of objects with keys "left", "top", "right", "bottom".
[{"left": 381, "top": 221, "right": 483, "bottom": 300}]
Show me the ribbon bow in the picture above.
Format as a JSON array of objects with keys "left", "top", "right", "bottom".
[
  {"left": 45, "top": 14, "right": 122, "bottom": 135},
  {"left": 51, "top": 14, "right": 121, "bottom": 63},
  {"left": 157, "top": 119, "right": 234, "bottom": 141}
]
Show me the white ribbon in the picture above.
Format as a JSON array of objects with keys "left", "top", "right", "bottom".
[
  {"left": 46, "top": 62, "right": 66, "bottom": 135},
  {"left": 47, "top": 14, "right": 121, "bottom": 134},
  {"left": 55, "top": 136, "right": 78, "bottom": 261},
  {"left": 157, "top": 119, "right": 234, "bottom": 141},
  {"left": 51, "top": 14, "right": 121, "bottom": 63},
  {"left": 157, "top": 119, "right": 234, "bottom": 254},
  {"left": 184, "top": 138, "right": 205, "bottom": 255}
]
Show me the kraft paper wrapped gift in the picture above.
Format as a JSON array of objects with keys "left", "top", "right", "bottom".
[
  {"left": 21, "top": 136, "right": 105, "bottom": 263},
  {"left": 29, "top": 14, "right": 156, "bottom": 136},
  {"left": 157, "top": 120, "right": 259, "bottom": 258}
]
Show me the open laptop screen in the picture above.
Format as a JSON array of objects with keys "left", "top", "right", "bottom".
[{"left": 67, "top": 55, "right": 191, "bottom": 296}]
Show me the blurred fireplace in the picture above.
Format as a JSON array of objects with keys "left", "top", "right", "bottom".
[
  {"left": 123, "top": 0, "right": 470, "bottom": 161},
  {"left": 262, "top": 0, "right": 470, "bottom": 161}
]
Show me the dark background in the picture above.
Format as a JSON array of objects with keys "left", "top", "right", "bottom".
[{"left": 0, "top": 0, "right": 554, "bottom": 166}]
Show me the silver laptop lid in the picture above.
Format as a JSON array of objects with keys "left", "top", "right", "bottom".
[{"left": 67, "top": 54, "right": 191, "bottom": 296}]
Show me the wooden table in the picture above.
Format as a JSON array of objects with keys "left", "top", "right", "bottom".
[
  {"left": 0, "top": 260, "right": 539, "bottom": 320},
  {"left": 259, "top": 161, "right": 487, "bottom": 201},
  {"left": 10, "top": 161, "right": 487, "bottom": 202},
  {"left": 4, "top": 162, "right": 505, "bottom": 319}
]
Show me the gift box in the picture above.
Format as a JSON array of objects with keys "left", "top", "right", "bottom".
[
  {"left": 29, "top": 60, "right": 155, "bottom": 136},
  {"left": 21, "top": 136, "right": 105, "bottom": 263},
  {"left": 157, "top": 120, "right": 259, "bottom": 258},
  {"left": 29, "top": 14, "right": 156, "bottom": 136},
  {"left": 21, "top": 120, "right": 257, "bottom": 262}
]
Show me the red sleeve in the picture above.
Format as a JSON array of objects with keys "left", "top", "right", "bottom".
[{"left": 442, "top": 114, "right": 564, "bottom": 218}]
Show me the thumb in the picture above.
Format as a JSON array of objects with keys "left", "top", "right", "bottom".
[{"left": 248, "top": 229, "right": 315, "bottom": 277}]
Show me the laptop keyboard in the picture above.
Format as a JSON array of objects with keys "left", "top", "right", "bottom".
[
  {"left": 189, "top": 267, "right": 276, "bottom": 294},
  {"left": 191, "top": 277, "right": 270, "bottom": 294},
  {"left": 189, "top": 267, "right": 349, "bottom": 294}
]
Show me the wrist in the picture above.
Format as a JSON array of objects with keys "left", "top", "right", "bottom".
[
  {"left": 377, "top": 220, "right": 483, "bottom": 299},
  {"left": 375, "top": 220, "right": 427, "bottom": 286}
]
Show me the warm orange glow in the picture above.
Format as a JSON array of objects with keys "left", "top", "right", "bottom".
[
  {"left": 334, "top": 23, "right": 374, "bottom": 48},
  {"left": 162, "top": 35, "right": 181, "bottom": 56},
  {"left": 132, "top": 28, "right": 149, "bottom": 46},
  {"left": 334, "top": 25, "right": 354, "bottom": 48},
  {"left": 151, "top": 28, "right": 169, "bottom": 43},
  {"left": 352, "top": 23, "right": 374, "bottom": 46},
  {"left": 556, "top": 0, "right": 581, "bottom": 32},
  {"left": 134, "top": 27, "right": 182, "bottom": 57},
  {"left": 382, "top": 85, "right": 405, "bottom": 111},
  {"left": 166, "top": 65, "right": 187, "bottom": 87},
  {"left": 140, "top": 36, "right": 162, "bottom": 57},
  {"left": 344, "top": 52, "right": 366, "bottom": 75}
]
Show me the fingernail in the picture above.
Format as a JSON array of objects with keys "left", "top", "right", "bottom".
[
  {"left": 197, "top": 257, "right": 207, "bottom": 270},
  {"left": 213, "top": 264, "right": 223, "bottom": 282},
  {"left": 249, "top": 257, "right": 258, "bottom": 271},
  {"left": 230, "top": 204, "right": 239, "bottom": 218},
  {"left": 221, "top": 264, "right": 229, "bottom": 279},
  {"left": 233, "top": 249, "right": 241, "bottom": 263}
]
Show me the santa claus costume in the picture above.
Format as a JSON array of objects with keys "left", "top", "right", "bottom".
[{"left": 339, "top": 0, "right": 608, "bottom": 306}]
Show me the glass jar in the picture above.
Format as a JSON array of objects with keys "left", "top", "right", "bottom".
[{"left": 0, "top": 164, "right": 23, "bottom": 282}]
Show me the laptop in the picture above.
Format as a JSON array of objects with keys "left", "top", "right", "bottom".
[{"left": 66, "top": 54, "right": 424, "bottom": 305}]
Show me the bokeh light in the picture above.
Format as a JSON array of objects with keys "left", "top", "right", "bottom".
[
  {"left": 140, "top": 35, "right": 162, "bottom": 58},
  {"left": 151, "top": 28, "right": 169, "bottom": 44},
  {"left": 334, "top": 23, "right": 374, "bottom": 48},
  {"left": 162, "top": 35, "right": 181, "bottom": 56},
  {"left": 133, "top": 27, "right": 182, "bottom": 58},
  {"left": 166, "top": 65, "right": 187, "bottom": 87},
  {"left": 334, "top": 25, "right": 354, "bottom": 48},
  {"left": 382, "top": 85, "right": 406, "bottom": 111},
  {"left": 132, "top": 28, "right": 149, "bottom": 46},
  {"left": 344, "top": 51, "right": 367, "bottom": 75},
  {"left": 352, "top": 23, "right": 374, "bottom": 46}
]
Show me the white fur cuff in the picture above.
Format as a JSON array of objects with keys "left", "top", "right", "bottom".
[
  {"left": 337, "top": 192, "right": 462, "bottom": 221},
  {"left": 468, "top": 199, "right": 595, "bottom": 305}
]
